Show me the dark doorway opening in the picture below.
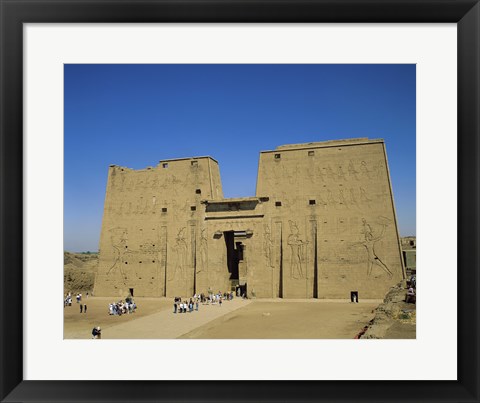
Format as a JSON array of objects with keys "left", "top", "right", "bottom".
[
  {"left": 224, "top": 231, "right": 238, "bottom": 280},
  {"left": 224, "top": 231, "right": 244, "bottom": 280},
  {"left": 129, "top": 288, "right": 134, "bottom": 297},
  {"left": 235, "top": 241, "right": 244, "bottom": 261},
  {"left": 236, "top": 284, "right": 247, "bottom": 298},
  {"left": 350, "top": 291, "right": 358, "bottom": 303}
]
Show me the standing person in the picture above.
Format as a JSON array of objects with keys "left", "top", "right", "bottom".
[
  {"left": 219, "top": 297, "right": 222, "bottom": 307},
  {"left": 92, "top": 326, "right": 101, "bottom": 339},
  {"left": 84, "top": 304, "right": 87, "bottom": 313},
  {"left": 80, "top": 304, "right": 83, "bottom": 313},
  {"left": 406, "top": 286, "right": 415, "bottom": 303},
  {"left": 195, "top": 299, "right": 199, "bottom": 311},
  {"left": 173, "top": 300, "right": 177, "bottom": 314}
]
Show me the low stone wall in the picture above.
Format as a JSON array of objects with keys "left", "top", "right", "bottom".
[{"left": 361, "top": 280, "right": 416, "bottom": 339}]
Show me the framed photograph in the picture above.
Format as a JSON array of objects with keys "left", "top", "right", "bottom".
[{"left": 1, "top": 0, "right": 479, "bottom": 402}]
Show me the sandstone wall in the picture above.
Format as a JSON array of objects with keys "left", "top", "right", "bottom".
[
  {"left": 94, "top": 157, "right": 223, "bottom": 297},
  {"left": 255, "top": 139, "right": 405, "bottom": 299},
  {"left": 94, "top": 138, "right": 405, "bottom": 300}
]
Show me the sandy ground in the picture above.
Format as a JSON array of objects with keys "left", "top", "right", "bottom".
[
  {"left": 180, "top": 300, "right": 380, "bottom": 339},
  {"left": 63, "top": 297, "right": 172, "bottom": 339},
  {"left": 64, "top": 297, "right": 380, "bottom": 339}
]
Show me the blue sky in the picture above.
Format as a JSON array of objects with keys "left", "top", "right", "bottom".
[{"left": 64, "top": 64, "right": 416, "bottom": 252}]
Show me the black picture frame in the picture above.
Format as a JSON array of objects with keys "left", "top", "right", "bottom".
[{"left": 1, "top": 1, "right": 479, "bottom": 402}]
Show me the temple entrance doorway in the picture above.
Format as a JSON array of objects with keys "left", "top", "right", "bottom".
[
  {"left": 224, "top": 230, "right": 247, "bottom": 293},
  {"left": 235, "top": 284, "right": 247, "bottom": 298}
]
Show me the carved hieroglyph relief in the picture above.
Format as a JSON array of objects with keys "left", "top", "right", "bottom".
[
  {"left": 288, "top": 220, "right": 309, "bottom": 279},
  {"left": 263, "top": 224, "right": 274, "bottom": 268},
  {"left": 106, "top": 227, "right": 161, "bottom": 285}
]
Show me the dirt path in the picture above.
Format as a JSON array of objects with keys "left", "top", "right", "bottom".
[{"left": 104, "top": 298, "right": 251, "bottom": 339}]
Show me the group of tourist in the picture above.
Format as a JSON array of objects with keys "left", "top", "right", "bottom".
[
  {"left": 64, "top": 293, "right": 73, "bottom": 307},
  {"left": 174, "top": 297, "right": 199, "bottom": 313},
  {"left": 108, "top": 298, "right": 137, "bottom": 316},
  {"left": 173, "top": 291, "right": 235, "bottom": 314},
  {"left": 64, "top": 292, "right": 90, "bottom": 311}
]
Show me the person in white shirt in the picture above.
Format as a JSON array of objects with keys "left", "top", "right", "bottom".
[{"left": 405, "top": 286, "right": 415, "bottom": 303}]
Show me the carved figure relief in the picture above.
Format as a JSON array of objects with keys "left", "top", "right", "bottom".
[
  {"left": 348, "top": 160, "right": 360, "bottom": 180},
  {"left": 360, "top": 161, "right": 371, "bottom": 179},
  {"left": 151, "top": 175, "right": 159, "bottom": 189},
  {"left": 354, "top": 217, "right": 393, "bottom": 278},
  {"left": 137, "top": 198, "right": 145, "bottom": 215},
  {"left": 169, "top": 227, "right": 188, "bottom": 281},
  {"left": 168, "top": 175, "right": 180, "bottom": 196},
  {"left": 326, "top": 165, "right": 337, "bottom": 181},
  {"left": 360, "top": 187, "right": 372, "bottom": 209},
  {"left": 151, "top": 196, "right": 157, "bottom": 213},
  {"left": 106, "top": 227, "right": 129, "bottom": 285},
  {"left": 373, "top": 161, "right": 385, "bottom": 178},
  {"left": 263, "top": 225, "right": 274, "bottom": 268},
  {"left": 349, "top": 188, "right": 359, "bottom": 209},
  {"left": 315, "top": 166, "right": 326, "bottom": 182},
  {"left": 327, "top": 189, "right": 337, "bottom": 209},
  {"left": 380, "top": 186, "right": 390, "bottom": 208},
  {"left": 288, "top": 164, "right": 299, "bottom": 185},
  {"left": 287, "top": 221, "right": 309, "bottom": 279},
  {"left": 338, "top": 189, "right": 349, "bottom": 209},
  {"left": 336, "top": 166, "right": 346, "bottom": 181},
  {"left": 198, "top": 228, "right": 208, "bottom": 273}
]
